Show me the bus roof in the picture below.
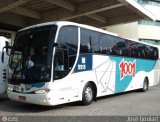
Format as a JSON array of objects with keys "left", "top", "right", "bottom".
[{"left": 19, "top": 21, "right": 159, "bottom": 48}]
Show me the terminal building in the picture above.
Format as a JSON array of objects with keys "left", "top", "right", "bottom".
[
  {"left": 106, "top": 0, "right": 160, "bottom": 46},
  {"left": 0, "top": 0, "right": 159, "bottom": 43}
]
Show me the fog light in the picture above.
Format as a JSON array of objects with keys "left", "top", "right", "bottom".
[{"left": 8, "top": 86, "right": 13, "bottom": 91}]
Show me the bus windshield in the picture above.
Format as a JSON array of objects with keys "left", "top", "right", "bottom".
[{"left": 9, "top": 25, "right": 57, "bottom": 84}]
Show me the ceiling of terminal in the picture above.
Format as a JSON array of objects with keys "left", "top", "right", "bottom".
[{"left": 0, "top": 0, "right": 157, "bottom": 31}]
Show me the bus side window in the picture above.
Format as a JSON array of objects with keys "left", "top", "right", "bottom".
[
  {"left": 90, "top": 32, "right": 100, "bottom": 53},
  {"left": 99, "top": 34, "right": 116, "bottom": 55},
  {"left": 80, "top": 29, "right": 91, "bottom": 53},
  {"left": 80, "top": 28, "right": 100, "bottom": 54},
  {"left": 151, "top": 47, "right": 158, "bottom": 60}
]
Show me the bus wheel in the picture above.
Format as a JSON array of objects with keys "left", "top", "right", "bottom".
[
  {"left": 82, "top": 83, "right": 94, "bottom": 105},
  {"left": 141, "top": 78, "right": 149, "bottom": 92}
]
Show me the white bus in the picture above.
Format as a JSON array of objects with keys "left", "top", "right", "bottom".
[
  {"left": 0, "top": 36, "right": 10, "bottom": 95},
  {"left": 7, "top": 21, "right": 159, "bottom": 106}
]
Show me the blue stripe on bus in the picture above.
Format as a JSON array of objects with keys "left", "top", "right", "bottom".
[
  {"left": 74, "top": 54, "right": 156, "bottom": 93},
  {"left": 110, "top": 57, "right": 156, "bottom": 93}
]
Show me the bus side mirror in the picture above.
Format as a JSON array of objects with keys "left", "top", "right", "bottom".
[
  {"left": 1, "top": 45, "right": 12, "bottom": 63},
  {"left": 5, "top": 41, "right": 10, "bottom": 55},
  {"left": 1, "top": 51, "right": 4, "bottom": 63}
]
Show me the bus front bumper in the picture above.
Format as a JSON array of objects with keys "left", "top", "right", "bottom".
[{"left": 7, "top": 90, "right": 54, "bottom": 106}]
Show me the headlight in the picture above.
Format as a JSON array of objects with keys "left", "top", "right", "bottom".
[
  {"left": 8, "top": 86, "right": 13, "bottom": 91},
  {"left": 34, "top": 89, "right": 50, "bottom": 94}
]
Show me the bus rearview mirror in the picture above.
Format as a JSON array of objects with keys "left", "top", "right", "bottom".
[
  {"left": 1, "top": 45, "right": 12, "bottom": 63},
  {"left": 1, "top": 51, "right": 4, "bottom": 63}
]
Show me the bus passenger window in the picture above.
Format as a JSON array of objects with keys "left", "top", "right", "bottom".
[
  {"left": 80, "top": 28, "right": 100, "bottom": 54},
  {"left": 99, "top": 34, "right": 116, "bottom": 55}
]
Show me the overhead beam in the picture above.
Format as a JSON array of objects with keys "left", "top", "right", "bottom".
[
  {"left": 60, "top": 3, "right": 124, "bottom": 20},
  {"left": 44, "top": 0, "right": 107, "bottom": 23},
  {"left": 11, "top": 7, "right": 41, "bottom": 19},
  {"left": 43, "top": 1, "right": 124, "bottom": 24},
  {"left": 0, "top": 12, "right": 28, "bottom": 27},
  {"left": 44, "top": 0, "right": 76, "bottom": 11},
  {"left": 0, "top": 0, "right": 30, "bottom": 14},
  {"left": 87, "top": 14, "right": 107, "bottom": 23}
]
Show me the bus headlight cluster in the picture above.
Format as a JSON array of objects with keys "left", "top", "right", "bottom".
[
  {"left": 34, "top": 89, "right": 50, "bottom": 94},
  {"left": 8, "top": 86, "right": 13, "bottom": 91}
]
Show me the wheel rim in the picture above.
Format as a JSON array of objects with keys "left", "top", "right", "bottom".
[{"left": 84, "top": 87, "right": 93, "bottom": 102}]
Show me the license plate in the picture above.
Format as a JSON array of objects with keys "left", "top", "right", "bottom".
[{"left": 19, "top": 96, "right": 26, "bottom": 101}]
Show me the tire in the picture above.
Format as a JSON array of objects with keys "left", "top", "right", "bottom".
[
  {"left": 82, "top": 83, "right": 94, "bottom": 105},
  {"left": 141, "top": 78, "right": 149, "bottom": 92}
]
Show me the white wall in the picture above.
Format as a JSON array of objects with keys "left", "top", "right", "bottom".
[
  {"left": 138, "top": 25, "right": 160, "bottom": 40},
  {"left": 144, "top": 5, "right": 160, "bottom": 19},
  {"left": 106, "top": 22, "right": 139, "bottom": 40}
]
